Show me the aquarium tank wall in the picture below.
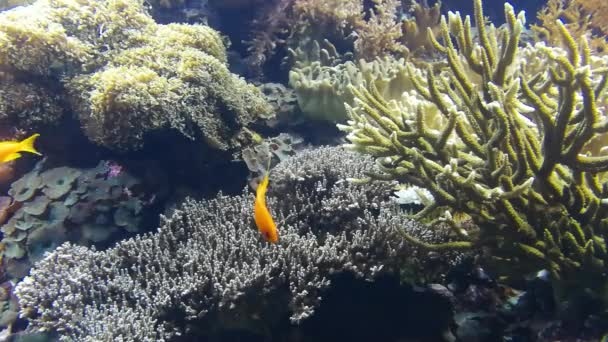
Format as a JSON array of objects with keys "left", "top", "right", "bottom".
[{"left": 0, "top": 0, "right": 607, "bottom": 341}]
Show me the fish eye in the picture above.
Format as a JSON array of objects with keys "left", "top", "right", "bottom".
[{"left": 264, "top": 232, "right": 270, "bottom": 239}]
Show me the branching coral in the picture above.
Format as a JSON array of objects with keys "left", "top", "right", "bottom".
[
  {"left": 353, "top": 0, "right": 405, "bottom": 60},
  {"left": 339, "top": 0, "right": 608, "bottom": 309},
  {"left": 15, "top": 146, "right": 460, "bottom": 341},
  {"left": 399, "top": 0, "right": 442, "bottom": 56},
  {"left": 533, "top": 0, "right": 608, "bottom": 54}
]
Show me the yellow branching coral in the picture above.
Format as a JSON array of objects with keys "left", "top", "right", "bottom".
[{"left": 339, "top": 0, "right": 608, "bottom": 310}]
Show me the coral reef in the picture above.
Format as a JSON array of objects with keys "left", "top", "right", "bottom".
[
  {"left": 398, "top": 1, "right": 442, "bottom": 56},
  {"left": 0, "top": 0, "right": 273, "bottom": 152},
  {"left": 0, "top": 281, "right": 18, "bottom": 333},
  {"left": 352, "top": 0, "right": 405, "bottom": 61},
  {"left": 339, "top": 0, "right": 608, "bottom": 311},
  {"left": 1, "top": 160, "right": 160, "bottom": 278},
  {"left": 257, "top": 82, "right": 300, "bottom": 126},
  {"left": 15, "top": 146, "right": 460, "bottom": 341},
  {"left": 0, "top": 0, "right": 35, "bottom": 11}
]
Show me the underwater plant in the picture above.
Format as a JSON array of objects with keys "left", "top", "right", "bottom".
[{"left": 338, "top": 0, "right": 608, "bottom": 312}]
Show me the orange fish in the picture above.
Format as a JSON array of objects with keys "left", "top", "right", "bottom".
[
  {"left": 254, "top": 173, "right": 278, "bottom": 243},
  {"left": 0, "top": 133, "right": 41, "bottom": 163}
]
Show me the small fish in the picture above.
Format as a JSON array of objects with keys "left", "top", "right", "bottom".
[
  {"left": 0, "top": 133, "right": 41, "bottom": 163},
  {"left": 254, "top": 172, "right": 278, "bottom": 243}
]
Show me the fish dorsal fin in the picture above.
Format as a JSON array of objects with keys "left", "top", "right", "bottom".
[{"left": 2, "top": 152, "right": 21, "bottom": 162}]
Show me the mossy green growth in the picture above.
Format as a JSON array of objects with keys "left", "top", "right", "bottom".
[
  {"left": 339, "top": 0, "right": 608, "bottom": 311},
  {"left": 0, "top": 0, "right": 273, "bottom": 151},
  {"left": 69, "top": 22, "right": 271, "bottom": 151}
]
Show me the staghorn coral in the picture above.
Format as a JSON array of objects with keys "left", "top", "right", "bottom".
[
  {"left": 15, "top": 146, "right": 460, "bottom": 341},
  {"left": 0, "top": 0, "right": 273, "bottom": 152},
  {"left": 339, "top": 0, "right": 608, "bottom": 310}
]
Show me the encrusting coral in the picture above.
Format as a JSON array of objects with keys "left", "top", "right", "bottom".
[
  {"left": 15, "top": 146, "right": 461, "bottom": 341},
  {"left": 338, "top": 0, "right": 608, "bottom": 311},
  {"left": 0, "top": 0, "right": 273, "bottom": 152},
  {"left": 1, "top": 160, "right": 161, "bottom": 279}
]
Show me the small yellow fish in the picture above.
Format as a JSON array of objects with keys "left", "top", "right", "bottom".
[
  {"left": 254, "top": 173, "right": 278, "bottom": 243},
  {"left": 0, "top": 133, "right": 42, "bottom": 163}
]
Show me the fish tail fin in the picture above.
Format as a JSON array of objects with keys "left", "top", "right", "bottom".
[{"left": 19, "top": 133, "right": 41, "bottom": 156}]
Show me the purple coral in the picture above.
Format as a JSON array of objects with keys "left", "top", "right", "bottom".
[{"left": 104, "top": 161, "right": 123, "bottom": 178}]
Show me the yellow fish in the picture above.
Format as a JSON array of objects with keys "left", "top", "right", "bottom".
[
  {"left": 0, "top": 133, "right": 42, "bottom": 163},
  {"left": 254, "top": 173, "right": 278, "bottom": 243}
]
